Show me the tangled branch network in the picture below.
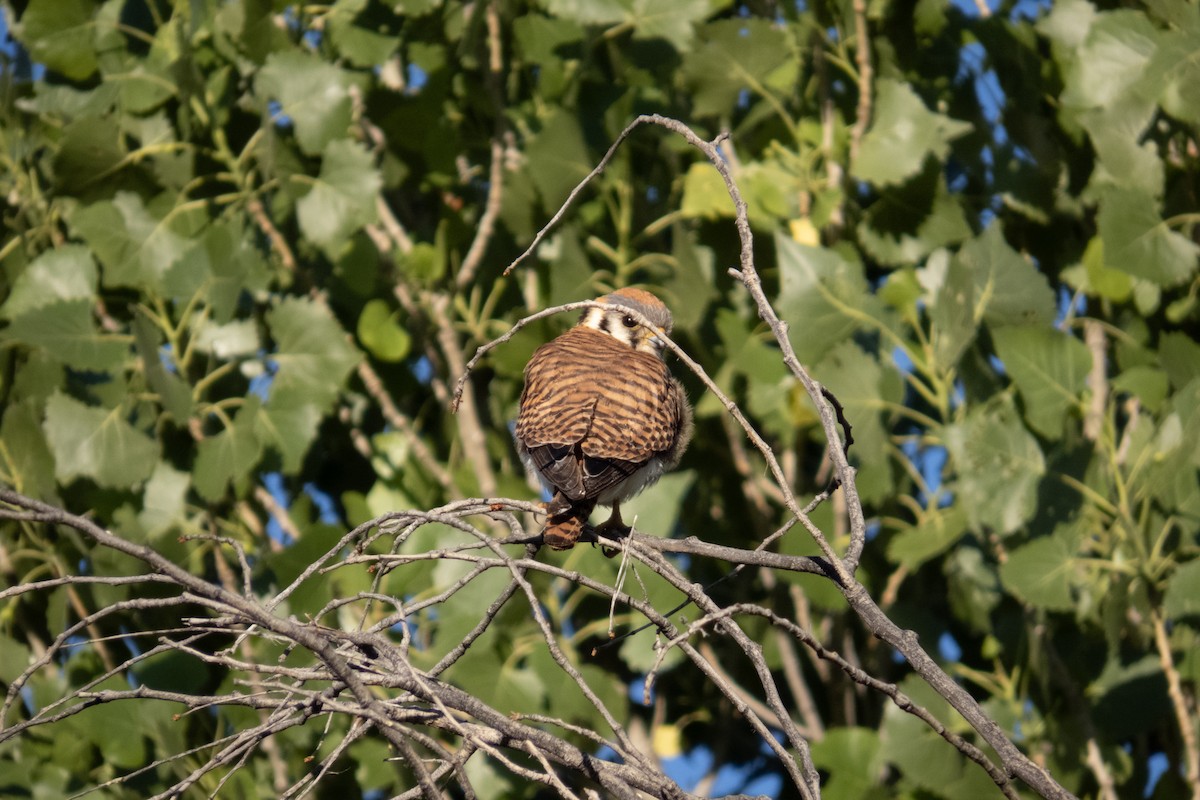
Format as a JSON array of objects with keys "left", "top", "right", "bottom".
[{"left": 0, "top": 117, "right": 1077, "bottom": 800}]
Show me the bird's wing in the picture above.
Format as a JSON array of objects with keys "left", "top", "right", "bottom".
[{"left": 515, "top": 326, "right": 686, "bottom": 501}]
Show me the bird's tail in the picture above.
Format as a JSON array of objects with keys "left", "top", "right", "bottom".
[{"left": 541, "top": 497, "right": 596, "bottom": 550}]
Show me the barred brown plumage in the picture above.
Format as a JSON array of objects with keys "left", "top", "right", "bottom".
[{"left": 515, "top": 288, "right": 693, "bottom": 550}]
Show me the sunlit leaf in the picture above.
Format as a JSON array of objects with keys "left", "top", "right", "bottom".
[
  {"left": 680, "top": 163, "right": 732, "bottom": 220},
  {"left": 70, "top": 192, "right": 201, "bottom": 293},
  {"left": 945, "top": 399, "right": 1045, "bottom": 535},
  {"left": 138, "top": 462, "right": 190, "bottom": 538},
  {"left": 919, "top": 249, "right": 976, "bottom": 371},
  {"left": 853, "top": 79, "right": 972, "bottom": 187},
  {"left": 296, "top": 139, "right": 382, "bottom": 252},
  {"left": 267, "top": 297, "right": 361, "bottom": 411},
  {"left": 958, "top": 225, "right": 1057, "bottom": 327},
  {"left": 194, "top": 396, "right": 265, "bottom": 501},
  {"left": 357, "top": 299, "right": 412, "bottom": 362},
  {"left": 1097, "top": 187, "right": 1198, "bottom": 288},
  {"left": 887, "top": 506, "right": 967, "bottom": 570},
  {"left": 1159, "top": 332, "right": 1200, "bottom": 391},
  {"left": 999, "top": 534, "right": 1076, "bottom": 611},
  {"left": 1, "top": 246, "right": 98, "bottom": 319},
  {"left": 1164, "top": 560, "right": 1200, "bottom": 621},
  {"left": 0, "top": 401, "right": 58, "bottom": 500},
  {"left": 681, "top": 18, "right": 797, "bottom": 116},
  {"left": 625, "top": 0, "right": 709, "bottom": 49},
  {"left": 256, "top": 51, "right": 354, "bottom": 155},
  {"left": 258, "top": 393, "right": 326, "bottom": 474},
  {"left": 1059, "top": 10, "right": 1158, "bottom": 111},
  {"left": 775, "top": 233, "right": 869, "bottom": 364},
  {"left": 2, "top": 300, "right": 129, "bottom": 371},
  {"left": 992, "top": 325, "right": 1092, "bottom": 440},
  {"left": 43, "top": 392, "right": 158, "bottom": 489}
]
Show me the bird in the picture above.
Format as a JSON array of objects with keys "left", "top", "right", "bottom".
[{"left": 514, "top": 287, "right": 694, "bottom": 550}]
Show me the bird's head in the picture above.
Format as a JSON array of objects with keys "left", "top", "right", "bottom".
[{"left": 580, "top": 287, "right": 673, "bottom": 357}]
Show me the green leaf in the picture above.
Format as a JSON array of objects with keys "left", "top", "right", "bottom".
[
  {"left": 920, "top": 249, "right": 977, "bottom": 371},
  {"left": 1164, "top": 560, "right": 1200, "bottom": 620},
  {"left": 256, "top": 51, "right": 354, "bottom": 155},
  {"left": 1159, "top": 332, "right": 1200, "bottom": 391},
  {"left": 327, "top": 0, "right": 400, "bottom": 67},
  {"left": 513, "top": 14, "right": 584, "bottom": 67},
  {"left": 1, "top": 245, "right": 98, "bottom": 319},
  {"left": 69, "top": 679, "right": 147, "bottom": 769},
  {"left": 0, "top": 401, "right": 58, "bottom": 500},
  {"left": 625, "top": 0, "right": 709, "bottom": 50},
  {"left": 999, "top": 535, "right": 1077, "bottom": 611},
  {"left": 542, "top": 0, "right": 626, "bottom": 25},
  {"left": 775, "top": 233, "right": 870, "bottom": 364},
  {"left": 394, "top": 0, "right": 440, "bottom": 13},
  {"left": 2, "top": 300, "right": 129, "bottom": 371},
  {"left": 194, "top": 396, "right": 265, "bottom": 501},
  {"left": 192, "top": 318, "right": 261, "bottom": 359},
  {"left": 1143, "top": 379, "right": 1200, "bottom": 517},
  {"left": 1036, "top": 0, "right": 1096, "bottom": 51},
  {"left": 622, "top": 470, "right": 694, "bottom": 539},
  {"left": 114, "top": 23, "right": 179, "bottom": 114},
  {"left": 1059, "top": 10, "right": 1158, "bottom": 112},
  {"left": 296, "top": 139, "right": 381, "bottom": 252},
  {"left": 681, "top": 19, "right": 796, "bottom": 116},
  {"left": 1090, "top": 655, "right": 1171, "bottom": 740},
  {"left": 258, "top": 392, "right": 325, "bottom": 474},
  {"left": 811, "top": 728, "right": 885, "bottom": 800},
  {"left": 992, "top": 325, "right": 1092, "bottom": 440},
  {"left": 1151, "top": 28, "right": 1200, "bottom": 127},
  {"left": 852, "top": 79, "right": 972, "bottom": 187},
  {"left": 814, "top": 341, "right": 904, "bottom": 502},
  {"left": 524, "top": 111, "right": 591, "bottom": 210},
  {"left": 1097, "top": 187, "right": 1198, "bottom": 288},
  {"left": 397, "top": 241, "right": 446, "bottom": 285},
  {"left": 70, "top": 192, "right": 199, "bottom": 292},
  {"left": 1111, "top": 365, "right": 1169, "bottom": 412},
  {"left": 0, "top": 636, "right": 31, "bottom": 684},
  {"left": 52, "top": 115, "right": 127, "bottom": 190},
  {"left": 357, "top": 299, "right": 411, "bottom": 362},
  {"left": 138, "top": 462, "right": 190, "bottom": 538},
  {"left": 880, "top": 676, "right": 999, "bottom": 796},
  {"left": 43, "top": 392, "right": 158, "bottom": 489},
  {"left": 661, "top": 226, "right": 718, "bottom": 331},
  {"left": 1080, "top": 101, "right": 1163, "bottom": 197},
  {"left": 958, "top": 225, "right": 1057, "bottom": 327},
  {"left": 945, "top": 399, "right": 1045, "bottom": 535},
  {"left": 858, "top": 170, "right": 972, "bottom": 266},
  {"left": 887, "top": 506, "right": 968, "bottom": 570},
  {"left": 16, "top": 0, "right": 98, "bottom": 80},
  {"left": 191, "top": 220, "right": 272, "bottom": 324},
  {"left": 680, "top": 162, "right": 732, "bottom": 220},
  {"left": 267, "top": 297, "right": 361, "bottom": 411},
  {"left": 133, "top": 316, "right": 193, "bottom": 421},
  {"left": 1073, "top": 236, "right": 1134, "bottom": 302}
]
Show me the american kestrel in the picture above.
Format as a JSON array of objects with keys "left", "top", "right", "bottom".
[{"left": 515, "top": 288, "right": 694, "bottom": 550}]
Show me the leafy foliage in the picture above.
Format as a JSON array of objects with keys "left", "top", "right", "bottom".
[{"left": 1, "top": 0, "right": 1199, "bottom": 797}]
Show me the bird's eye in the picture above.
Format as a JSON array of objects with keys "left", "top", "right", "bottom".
[{"left": 621, "top": 315, "right": 637, "bottom": 328}]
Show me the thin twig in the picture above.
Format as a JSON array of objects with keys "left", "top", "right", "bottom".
[
  {"left": 1153, "top": 607, "right": 1200, "bottom": 798},
  {"left": 455, "top": 0, "right": 507, "bottom": 291},
  {"left": 849, "top": 0, "right": 874, "bottom": 166}
]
